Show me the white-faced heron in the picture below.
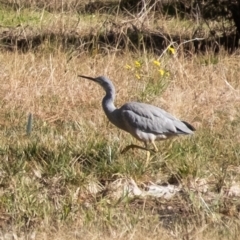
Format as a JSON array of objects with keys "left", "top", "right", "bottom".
[{"left": 78, "top": 75, "right": 195, "bottom": 161}]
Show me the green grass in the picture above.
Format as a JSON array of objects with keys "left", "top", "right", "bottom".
[
  {"left": 0, "top": 111, "right": 239, "bottom": 234},
  {"left": 0, "top": 6, "right": 48, "bottom": 27}
]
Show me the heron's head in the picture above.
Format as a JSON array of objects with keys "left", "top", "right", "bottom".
[{"left": 78, "top": 75, "right": 115, "bottom": 93}]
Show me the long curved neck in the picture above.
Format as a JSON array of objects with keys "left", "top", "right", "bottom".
[{"left": 102, "top": 87, "right": 117, "bottom": 120}]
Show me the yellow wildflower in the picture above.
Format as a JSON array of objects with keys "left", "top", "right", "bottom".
[
  {"left": 134, "top": 61, "right": 141, "bottom": 68},
  {"left": 153, "top": 60, "right": 161, "bottom": 67},
  {"left": 135, "top": 73, "right": 141, "bottom": 80},
  {"left": 158, "top": 69, "right": 165, "bottom": 76},
  {"left": 168, "top": 46, "right": 175, "bottom": 54},
  {"left": 125, "top": 64, "right": 132, "bottom": 70}
]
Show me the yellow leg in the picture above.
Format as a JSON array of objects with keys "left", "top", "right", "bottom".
[
  {"left": 144, "top": 142, "right": 150, "bottom": 166},
  {"left": 121, "top": 142, "right": 158, "bottom": 166},
  {"left": 121, "top": 144, "right": 150, "bottom": 154},
  {"left": 152, "top": 141, "right": 158, "bottom": 152},
  {"left": 145, "top": 142, "right": 159, "bottom": 166},
  {"left": 146, "top": 150, "right": 151, "bottom": 166}
]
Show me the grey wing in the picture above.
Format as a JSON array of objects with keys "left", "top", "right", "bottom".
[{"left": 120, "top": 102, "right": 194, "bottom": 135}]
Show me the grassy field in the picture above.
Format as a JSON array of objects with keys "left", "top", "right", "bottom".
[{"left": 0, "top": 2, "right": 240, "bottom": 239}]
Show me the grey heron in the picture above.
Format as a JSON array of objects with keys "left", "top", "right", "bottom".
[{"left": 78, "top": 75, "right": 195, "bottom": 161}]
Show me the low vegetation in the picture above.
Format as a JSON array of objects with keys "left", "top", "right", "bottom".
[{"left": 0, "top": 1, "right": 240, "bottom": 239}]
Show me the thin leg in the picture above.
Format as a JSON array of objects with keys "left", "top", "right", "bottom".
[
  {"left": 121, "top": 142, "right": 158, "bottom": 166},
  {"left": 121, "top": 142, "right": 158, "bottom": 154},
  {"left": 152, "top": 141, "right": 158, "bottom": 152},
  {"left": 146, "top": 150, "right": 150, "bottom": 166},
  {"left": 121, "top": 144, "right": 150, "bottom": 154}
]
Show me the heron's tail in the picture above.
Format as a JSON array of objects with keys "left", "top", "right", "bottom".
[{"left": 181, "top": 121, "right": 196, "bottom": 132}]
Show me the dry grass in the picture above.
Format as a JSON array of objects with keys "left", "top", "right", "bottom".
[
  {"left": 2, "top": 50, "right": 239, "bottom": 131},
  {"left": 0, "top": 2, "right": 240, "bottom": 240}
]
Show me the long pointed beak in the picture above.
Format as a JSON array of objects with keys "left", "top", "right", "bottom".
[{"left": 78, "top": 75, "right": 98, "bottom": 82}]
